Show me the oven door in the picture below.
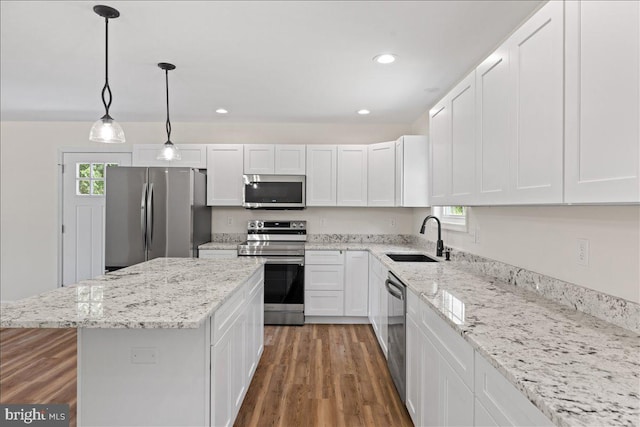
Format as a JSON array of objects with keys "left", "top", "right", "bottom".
[{"left": 263, "top": 257, "right": 305, "bottom": 325}]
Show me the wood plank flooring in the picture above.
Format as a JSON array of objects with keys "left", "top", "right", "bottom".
[
  {"left": 235, "top": 324, "right": 412, "bottom": 427},
  {"left": 0, "top": 328, "right": 77, "bottom": 427},
  {"left": 0, "top": 325, "right": 410, "bottom": 427}
]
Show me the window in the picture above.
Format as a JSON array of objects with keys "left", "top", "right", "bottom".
[
  {"left": 76, "top": 163, "right": 117, "bottom": 196},
  {"left": 433, "top": 206, "right": 467, "bottom": 232}
]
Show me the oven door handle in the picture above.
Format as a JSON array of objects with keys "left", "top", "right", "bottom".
[{"left": 263, "top": 257, "right": 305, "bottom": 265}]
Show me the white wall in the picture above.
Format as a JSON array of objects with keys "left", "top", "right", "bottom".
[
  {"left": 212, "top": 207, "right": 414, "bottom": 235},
  {"left": 0, "top": 120, "right": 411, "bottom": 301},
  {"left": 414, "top": 206, "right": 640, "bottom": 304}
]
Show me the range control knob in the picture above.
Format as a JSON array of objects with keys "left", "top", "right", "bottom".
[
  {"left": 257, "top": 221, "right": 264, "bottom": 228},
  {"left": 248, "top": 222, "right": 256, "bottom": 228},
  {"left": 298, "top": 222, "right": 306, "bottom": 229},
  {"left": 291, "top": 223, "right": 298, "bottom": 228}
]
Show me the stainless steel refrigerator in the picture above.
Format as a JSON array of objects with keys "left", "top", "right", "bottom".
[{"left": 105, "top": 167, "right": 211, "bottom": 271}]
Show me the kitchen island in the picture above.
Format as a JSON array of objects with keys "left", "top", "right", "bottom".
[{"left": 0, "top": 257, "right": 265, "bottom": 426}]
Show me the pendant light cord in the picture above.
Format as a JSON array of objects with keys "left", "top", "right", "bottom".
[
  {"left": 165, "top": 69, "right": 172, "bottom": 142},
  {"left": 101, "top": 17, "right": 113, "bottom": 116}
]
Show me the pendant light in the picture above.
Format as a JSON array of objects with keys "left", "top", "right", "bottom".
[
  {"left": 89, "top": 5, "right": 125, "bottom": 143},
  {"left": 157, "top": 62, "right": 181, "bottom": 161}
]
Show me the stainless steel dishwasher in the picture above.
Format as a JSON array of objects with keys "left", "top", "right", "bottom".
[{"left": 385, "top": 271, "right": 406, "bottom": 403}]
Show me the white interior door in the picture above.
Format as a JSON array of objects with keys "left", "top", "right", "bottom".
[{"left": 62, "top": 152, "right": 131, "bottom": 285}]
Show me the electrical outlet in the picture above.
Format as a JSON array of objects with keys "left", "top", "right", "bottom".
[
  {"left": 390, "top": 218, "right": 396, "bottom": 228},
  {"left": 227, "top": 217, "right": 233, "bottom": 226},
  {"left": 576, "top": 238, "right": 589, "bottom": 266},
  {"left": 320, "top": 218, "right": 326, "bottom": 228},
  {"left": 474, "top": 226, "right": 480, "bottom": 244}
]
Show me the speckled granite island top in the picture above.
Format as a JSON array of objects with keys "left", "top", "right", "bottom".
[
  {"left": 0, "top": 257, "right": 264, "bottom": 329},
  {"left": 305, "top": 242, "right": 640, "bottom": 427}
]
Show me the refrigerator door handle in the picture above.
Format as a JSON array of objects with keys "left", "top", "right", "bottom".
[
  {"left": 140, "top": 183, "right": 148, "bottom": 251},
  {"left": 147, "top": 183, "right": 154, "bottom": 246}
]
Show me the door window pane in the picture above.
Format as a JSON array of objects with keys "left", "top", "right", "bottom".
[{"left": 75, "top": 162, "right": 117, "bottom": 196}]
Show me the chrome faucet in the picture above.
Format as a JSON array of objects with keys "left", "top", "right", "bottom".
[{"left": 420, "top": 215, "right": 444, "bottom": 257}]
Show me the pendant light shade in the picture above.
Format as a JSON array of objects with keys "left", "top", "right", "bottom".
[
  {"left": 90, "top": 5, "right": 125, "bottom": 143},
  {"left": 157, "top": 62, "right": 181, "bottom": 161}
]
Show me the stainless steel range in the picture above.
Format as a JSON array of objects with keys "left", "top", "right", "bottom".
[{"left": 238, "top": 220, "right": 306, "bottom": 325}]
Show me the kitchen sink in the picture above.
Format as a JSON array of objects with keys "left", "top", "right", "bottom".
[{"left": 386, "top": 253, "right": 438, "bottom": 262}]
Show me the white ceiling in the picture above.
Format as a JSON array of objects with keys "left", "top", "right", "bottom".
[{"left": 0, "top": 1, "right": 542, "bottom": 124}]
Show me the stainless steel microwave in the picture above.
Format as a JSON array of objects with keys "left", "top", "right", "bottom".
[{"left": 242, "top": 175, "right": 306, "bottom": 209}]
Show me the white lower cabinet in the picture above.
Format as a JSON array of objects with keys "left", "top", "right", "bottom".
[
  {"left": 211, "top": 269, "right": 264, "bottom": 427},
  {"left": 305, "top": 250, "right": 369, "bottom": 320},
  {"left": 406, "top": 289, "right": 552, "bottom": 427}
]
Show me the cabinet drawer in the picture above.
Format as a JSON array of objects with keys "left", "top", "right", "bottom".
[
  {"left": 305, "top": 250, "right": 345, "bottom": 265},
  {"left": 305, "top": 264, "right": 345, "bottom": 291},
  {"left": 420, "top": 303, "right": 474, "bottom": 389},
  {"left": 212, "top": 285, "right": 247, "bottom": 345},
  {"left": 475, "top": 352, "right": 553, "bottom": 426},
  {"left": 305, "top": 290, "right": 344, "bottom": 316}
]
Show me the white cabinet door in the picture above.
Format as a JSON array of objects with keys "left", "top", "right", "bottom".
[
  {"left": 476, "top": 46, "right": 512, "bottom": 205},
  {"left": 244, "top": 144, "right": 275, "bottom": 174},
  {"left": 565, "top": 0, "right": 640, "bottom": 203},
  {"left": 306, "top": 145, "right": 337, "bottom": 206},
  {"left": 368, "top": 255, "right": 379, "bottom": 333},
  {"left": 439, "top": 357, "right": 474, "bottom": 427},
  {"left": 474, "top": 352, "right": 553, "bottom": 427},
  {"left": 132, "top": 144, "right": 207, "bottom": 168},
  {"left": 230, "top": 315, "right": 246, "bottom": 420},
  {"left": 406, "top": 314, "right": 421, "bottom": 426},
  {"left": 508, "top": 0, "right": 564, "bottom": 204},
  {"left": 419, "top": 327, "right": 440, "bottom": 427},
  {"left": 475, "top": 398, "right": 499, "bottom": 427},
  {"left": 207, "top": 145, "right": 244, "bottom": 206},
  {"left": 212, "top": 331, "right": 233, "bottom": 427},
  {"left": 246, "top": 284, "right": 264, "bottom": 380},
  {"left": 344, "top": 251, "right": 369, "bottom": 316},
  {"left": 337, "top": 145, "right": 368, "bottom": 206},
  {"left": 395, "top": 136, "right": 429, "bottom": 207},
  {"left": 449, "top": 72, "right": 477, "bottom": 205},
  {"left": 368, "top": 141, "right": 396, "bottom": 206},
  {"left": 275, "top": 145, "right": 306, "bottom": 175},
  {"left": 377, "top": 270, "right": 388, "bottom": 357},
  {"left": 430, "top": 100, "right": 451, "bottom": 205}
]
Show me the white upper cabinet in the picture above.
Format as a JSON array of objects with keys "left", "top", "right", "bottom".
[
  {"left": 275, "top": 145, "right": 306, "bottom": 175},
  {"left": 244, "top": 144, "right": 306, "bottom": 175},
  {"left": 368, "top": 141, "right": 396, "bottom": 206},
  {"left": 244, "top": 144, "right": 275, "bottom": 174},
  {"left": 565, "top": 0, "right": 640, "bottom": 203},
  {"left": 476, "top": 46, "right": 512, "bottom": 205},
  {"left": 132, "top": 144, "right": 207, "bottom": 168},
  {"left": 508, "top": 0, "right": 564, "bottom": 204},
  {"left": 207, "top": 144, "right": 244, "bottom": 206},
  {"left": 337, "top": 145, "right": 368, "bottom": 206},
  {"left": 449, "top": 72, "right": 477, "bottom": 205},
  {"left": 430, "top": 100, "right": 451, "bottom": 205},
  {"left": 395, "top": 135, "right": 429, "bottom": 207},
  {"left": 306, "top": 145, "right": 337, "bottom": 206}
]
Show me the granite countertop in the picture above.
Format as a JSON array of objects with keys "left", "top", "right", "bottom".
[
  {"left": 305, "top": 242, "right": 640, "bottom": 427},
  {"left": 0, "top": 257, "right": 264, "bottom": 329},
  {"left": 199, "top": 242, "right": 240, "bottom": 250}
]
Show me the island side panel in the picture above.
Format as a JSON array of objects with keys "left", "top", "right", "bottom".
[{"left": 78, "top": 324, "right": 210, "bottom": 426}]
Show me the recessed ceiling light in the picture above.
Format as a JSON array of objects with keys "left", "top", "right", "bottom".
[
  {"left": 215, "top": 108, "right": 228, "bottom": 114},
  {"left": 373, "top": 53, "right": 396, "bottom": 64},
  {"left": 357, "top": 109, "right": 370, "bottom": 115}
]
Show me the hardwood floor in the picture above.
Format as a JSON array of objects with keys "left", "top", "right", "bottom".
[
  {"left": 0, "top": 328, "right": 77, "bottom": 427},
  {"left": 0, "top": 325, "right": 410, "bottom": 427},
  {"left": 235, "top": 324, "right": 412, "bottom": 427}
]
